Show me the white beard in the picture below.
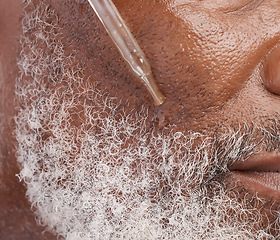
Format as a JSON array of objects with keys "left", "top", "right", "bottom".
[{"left": 15, "top": 2, "right": 280, "bottom": 239}]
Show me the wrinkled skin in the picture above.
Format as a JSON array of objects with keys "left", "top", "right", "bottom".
[{"left": 1, "top": 0, "right": 280, "bottom": 239}]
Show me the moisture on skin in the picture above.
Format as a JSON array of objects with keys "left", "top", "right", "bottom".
[{"left": 2, "top": 0, "right": 280, "bottom": 239}]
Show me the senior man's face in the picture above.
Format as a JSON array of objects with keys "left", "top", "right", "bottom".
[{"left": 2, "top": 0, "right": 280, "bottom": 239}]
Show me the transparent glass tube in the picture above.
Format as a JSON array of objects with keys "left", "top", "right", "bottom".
[{"left": 87, "top": 0, "right": 166, "bottom": 106}]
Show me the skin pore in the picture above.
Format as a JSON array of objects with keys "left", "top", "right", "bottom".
[{"left": 2, "top": 0, "right": 280, "bottom": 239}]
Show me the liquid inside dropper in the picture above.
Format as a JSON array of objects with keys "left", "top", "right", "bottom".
[{"left": 87, "top": 0, "right": 166, "bottom": 106}]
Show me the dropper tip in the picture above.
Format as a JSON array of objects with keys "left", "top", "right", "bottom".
[
  {"left": 154, "top": 92, "right": 166, "bottom": 106},
  {"left": 141, "top": 73, "right": 166, "bottom": 106}
]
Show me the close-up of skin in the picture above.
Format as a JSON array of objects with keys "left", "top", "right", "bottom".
[{"left": 2, "top": 0, "right": 280, "bottom": 239}]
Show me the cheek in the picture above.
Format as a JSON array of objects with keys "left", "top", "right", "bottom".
[
  {"left": 52, "top": 0, "right": 280, "bottom": 132},
  {"left": 156, "top": 3, "right": 280, "bottom": 130}
]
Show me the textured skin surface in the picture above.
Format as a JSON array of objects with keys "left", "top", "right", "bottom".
[{"left": 2, "top": 0, "right": 280, "bottom": 238}]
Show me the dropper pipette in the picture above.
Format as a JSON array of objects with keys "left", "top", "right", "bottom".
[{"left": 87, "top": 0, "right": 166, "bottom": 106}]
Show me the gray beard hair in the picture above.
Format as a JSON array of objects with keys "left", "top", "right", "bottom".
[{"left": 15, "top": 2, "right": 280, "bottom": 239}]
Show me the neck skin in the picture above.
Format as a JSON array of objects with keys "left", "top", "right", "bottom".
[{"left": 0, "top": 1, "right": 57, "bottom": 239}]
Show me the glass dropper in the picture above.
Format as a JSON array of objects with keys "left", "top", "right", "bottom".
[{"left": 87, "top": 0, "right": 166, "bottom": 106}]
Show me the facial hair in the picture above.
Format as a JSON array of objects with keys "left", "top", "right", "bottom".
[{"left": 15, "top": 2, "right": 280, "bottom": 239}]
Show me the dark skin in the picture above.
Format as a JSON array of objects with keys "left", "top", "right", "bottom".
[
  {"left": 1, "top": 0, "right": 280, "bottom": 238},
  {"left": 0, "top": 1, "right": 57, "bottom": 239}
]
